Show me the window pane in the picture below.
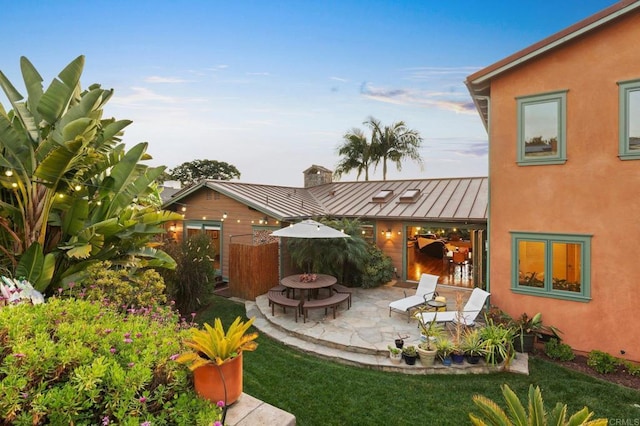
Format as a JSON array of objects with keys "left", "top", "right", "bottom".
[
  {"left": 518, "top": 240, "right": 545, "bottom": 288},
  {"left": 523, "top": 101, "right": 558, "bottom": 158},
  {"left": 551, "top": 242, "right": 582, "bottom": 293},
  {"left": 628, "top": 89, "right": 640, "bottom": 151}
]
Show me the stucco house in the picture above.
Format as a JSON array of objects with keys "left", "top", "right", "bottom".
[
  {"left": 466, "top": 0, "right": 640, "bottom": 362},
  {"left": 161, "top": 165, "right": 487, "bottom": 291}
]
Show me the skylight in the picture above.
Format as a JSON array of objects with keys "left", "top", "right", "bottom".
[{"left": 372, "top": 190, "right": 393, "bottom": 203}]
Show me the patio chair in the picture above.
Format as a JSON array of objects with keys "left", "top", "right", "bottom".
[
  {"left": 415, "top": 287, "right": 490, "bottom": 327},
  {"left": 388, "top": 273, "right": 439, "bottom": 322}
]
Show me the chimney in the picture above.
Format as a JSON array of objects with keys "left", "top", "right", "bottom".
[{"left": 303, "top": 165, "right": 333, "bottom": 188}]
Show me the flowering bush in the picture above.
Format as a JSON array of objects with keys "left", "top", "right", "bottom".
[
  {"left": 0, "top": 298, "right": 221, "bottom": 424},
  {"left": 0, "top": 276, "right": 45, "bottom": 306},
  {"left": 70, "top": 261, "right": 167, "bottom": 310}
]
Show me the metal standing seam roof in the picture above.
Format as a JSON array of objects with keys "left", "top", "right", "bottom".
[
  {"left": 307, "top": 177, "right": 487, "bottom": 221},
  {"left": 164, "top": 177, "right": 488, "bottom": 223}
]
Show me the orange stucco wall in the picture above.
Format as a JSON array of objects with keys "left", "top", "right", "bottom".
[{"left": 487, "top": 11, "right": 640, "bottom": 361}]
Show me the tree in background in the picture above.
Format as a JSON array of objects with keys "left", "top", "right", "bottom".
[
  {"left": 334, "top": 117, "right": 424, "bottom": 181},
  {"left": 334, "top": 128, "right": 373, "bottom": 181},
  {"left": 365, "top": 117, "right": 424, "bottom": 180},
  {"left": 169, "top": 159, "right": 240, "bottom": 186},
  {"left": 0, "top": 56, "right": 181, "bottom": 291},
  {"left": 286, "top": 217, "right": 393, "bottom": 287}
]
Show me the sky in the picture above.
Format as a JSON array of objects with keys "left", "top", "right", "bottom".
[{"left": 0, "top": 0, "right": 619, "bottom": 186}]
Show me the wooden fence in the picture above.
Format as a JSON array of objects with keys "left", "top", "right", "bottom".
[{"left": 228, "top": 242, "right": 279, "bottom": 300}]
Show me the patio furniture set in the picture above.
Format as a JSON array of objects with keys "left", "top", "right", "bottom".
[
  {"left": 268, "top": 274, "right": 352, "bottom": 323},
  {"left": 388, "top": 273, "right": 490, "bottom": 326}
]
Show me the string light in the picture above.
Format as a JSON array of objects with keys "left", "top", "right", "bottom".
[{"left": 4, "top": 170, "right": 13, "bottom": 177}]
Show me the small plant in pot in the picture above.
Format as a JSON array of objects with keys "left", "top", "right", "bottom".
[
  {"left": 479, "top": 318, "right": 514, "bottom": 367},
  {"left": 436, "top": 337, "right": 454, "bottom": 366},
  {"left": 510, "top": 312, "right": 561, "bottom": 353},
  {"left": 176, "top": 316, "right": 258, "bottom": 406},
  {"left": 395, "top": 334, "right": 408, "bottom": 349},
  {"left": 402, "top": 345, "right": 418, "bottom": 365},
  {"left": 460, "top": 328, "right": 486, "bottom": 364},
  {"left": 388, "top": 345, "right": 403, "bottom": 364}
]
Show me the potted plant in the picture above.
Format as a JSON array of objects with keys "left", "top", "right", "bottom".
[
  {"left": 395, "top": 334, "right": 407, "bottom": 349},
  {"left": 509, "top": 312, "right": 561, "bottom": 353},
  {"left": 436, "top": 337, "right": 454, "bottom": 366},
  {"left": 450, "top": 292, "right": 466, "bottom": 364},
  {"left": 402, "top": 345, "right": 418, "bottom": 365},
  {"left": 414, "top": 309, "right": 444, "bottom": 366},
  {"left": 388, "top": 345, "right": 403, "bottom": 364},
  {"left": 176, "top": 316, "right": 258, "bottom": 405},
  {"left": 479, "top": 319, "right": 514, "bottom": 367},
  {"left": 460, "top": 328, "right": 486, "bottom": 364}
]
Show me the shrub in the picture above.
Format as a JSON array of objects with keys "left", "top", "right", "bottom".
[
  {"left": 622, "top": 360, "right": 640, "bottom": 377},
  {"left": 586, "top": 350, "right": 619, "bottom": 374},
  {"left": 544, "top": 338, "right": 575, "bottom": 361},
  {"left": 160, "top": 234, "right": 218, "bottom": 314},
  {"left": 359, "top": 245, "right": 395, "bottom": 288},
  {"left": 75, "top": 261, "right": 167, "bottom": 309},
  {"left": 0, "top": 298, "right": 219, "bottom": 424}
]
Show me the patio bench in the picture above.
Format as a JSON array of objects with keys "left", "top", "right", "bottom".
[
  {"left": 268, "top": 292, "right": 302, "bottom": 322},
  {"left": 331, "top": 284, "right": 353, "bottom": 309},
  {"left": 302, "top": 292, "right": 350, "bottom": 323}
]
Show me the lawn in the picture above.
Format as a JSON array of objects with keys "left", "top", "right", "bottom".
[{"left": 198, "top": 296, "right": 640, "bottom": 426}]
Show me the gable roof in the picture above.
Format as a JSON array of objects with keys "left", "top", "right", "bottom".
[
  {"left": 163, "top": 177, "right": 488, "bottom": 223},
  {"left": 466, "top": 0, "right": 640, "bottom": 129}
]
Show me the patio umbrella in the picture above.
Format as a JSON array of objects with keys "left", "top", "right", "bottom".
[{"left": 271, "top": 219, "right": 350, "bottom": 239}]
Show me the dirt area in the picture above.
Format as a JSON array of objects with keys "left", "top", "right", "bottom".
[{"left": 533, "top": 352, "right": 640, "bottom": 391}]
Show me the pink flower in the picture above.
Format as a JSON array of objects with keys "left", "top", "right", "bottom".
[
  {"left": 169, "top": 354, "right": 179, "bottom": 361},
  {"left": 128, "top": 362, "right": 135, "bottom": 368},
  {"left": 139, "top": 396, "right": 147, "bottom": 403},
  {"left": 110, "top": 347, "right": 117, "bottom": 354},
  {"left": 13, "top": 353, "right": 25, "bottom": 358},
  {"left": 124, "top": 338, "right": 133, "bottom": 344}
]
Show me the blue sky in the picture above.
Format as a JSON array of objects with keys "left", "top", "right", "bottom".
[{"left": 1, "top": 1, "right": 618, "bottom": 186}]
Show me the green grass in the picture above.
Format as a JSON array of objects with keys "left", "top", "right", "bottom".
[{"left": 197, "top": 296, "right": 640, "bottom": 425}]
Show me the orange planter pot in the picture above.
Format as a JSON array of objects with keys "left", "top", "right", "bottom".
[{"left": 192, "top": 352, "right": 243, "bottom": 405}]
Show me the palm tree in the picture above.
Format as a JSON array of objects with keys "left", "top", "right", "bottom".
[
  {"left": 365, "top": 117, "right": 424, "bottom": 180},
  {"left": 334, "top": 128, "right": 372, "bottom": 181}
]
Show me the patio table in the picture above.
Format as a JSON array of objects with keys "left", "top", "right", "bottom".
[{"left": 280, "top": 274, "right": 337, "bottom": 301}]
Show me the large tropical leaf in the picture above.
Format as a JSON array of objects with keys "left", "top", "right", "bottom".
[
  {"left": 15, "top": 242, "right": 43, "bottom": 284},
  {"left": 33, "top": 253, "right": 55, "bottom": 292},
  {"left": 37, "top": 55, "right": 84, "bottom": 124},
  {"left": 19, "top": 56, "right": 43, "bottom": 128}
]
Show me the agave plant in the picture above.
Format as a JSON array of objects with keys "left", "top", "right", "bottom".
[
  {"left": 0, "top": 56, "right": 181, "bottom": 291},
  {"left": 176, "top": 316, "right": 259, "bottom": 370},
  {"left": 469, "top": 384, "right": 607, "bottom": 425}
]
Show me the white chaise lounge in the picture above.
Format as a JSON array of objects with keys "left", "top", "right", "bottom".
[
  {"left": 388, "top": 273, "right": 439, "bottom": 322},
  {"left": 416, "top": 287, "right": 490, "bottom": 327}
]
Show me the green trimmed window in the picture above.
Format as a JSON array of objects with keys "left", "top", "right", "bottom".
[
  {"left": 516, "top": 91, "right": 567, "bottom": 165},
  {"left": 511, "top": 232, "right": 591, "bottom": 301},
  {"left": 618, "top": 79, "right": 640, "bottom": 159}
]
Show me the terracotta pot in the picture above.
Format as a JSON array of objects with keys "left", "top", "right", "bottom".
[
  {"left": 193, "top": 352, "right": 243, "bottom": 405},
  {"left": 417, "top": 347, "right": 437, "bottom": 367}
]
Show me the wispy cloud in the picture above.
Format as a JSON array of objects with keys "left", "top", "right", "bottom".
[
  {"left": 205, "top": 65, "right": 229, "bottom": 71},
  {"left": 427, "top": 137, "right": 488, "bottom": 157},
  {"left": 144, "top": 76, "right": 191, "bottom": 83},
  {"left": 246, "top": 72, "right": 270, "bottom": 76},
  {"left": 330, "top": 76, "right": 348, "bottom": 82},
  {"left": 403, "top": 66, "right": 481, "bottom": 81},
  {"left": 110, "top": 87, "right": 207, "bottom": 109},
  {"left": 360, "top": 82, "right": 476, "bottom": 114}
]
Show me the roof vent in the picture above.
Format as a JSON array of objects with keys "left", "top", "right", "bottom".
[
  {"left": 372, "top": 190, "right": 393, "bottom": 203},
  {"left": 399, "top": 189, "right": 420, "bottom": 203}
]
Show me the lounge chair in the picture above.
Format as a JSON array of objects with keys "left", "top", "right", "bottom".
[
  {"left": 388, "top": 273, "right": 439, "bottom": 322},
  {"left": 415, "top": 287, "right": 490, "bottom": 327}
]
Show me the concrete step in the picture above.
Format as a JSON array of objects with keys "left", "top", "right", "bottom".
[{"left": 247, "top": 300, "right": 528, "bottom": 375}]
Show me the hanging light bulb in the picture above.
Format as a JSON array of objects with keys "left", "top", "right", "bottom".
[
  {"left": 5, "top": 170, "right": 13, "bottom": 177},
  {"left": 74, "top": 184, "right": 82, "bottom": 191},
  {"left": 223, "top": 212, "right": 228, "bottom": 219},
  {"left": 181, "top": 206, "right": 187, "bottom": 212}
]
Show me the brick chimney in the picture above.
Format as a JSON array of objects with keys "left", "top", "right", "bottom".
[{"left": 303, "top": 165, "right": 333, "bottom": 188}]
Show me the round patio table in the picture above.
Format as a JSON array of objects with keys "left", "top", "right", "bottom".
[{"left": 280, "top": 274, "right": 337, "bottom": 301}]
